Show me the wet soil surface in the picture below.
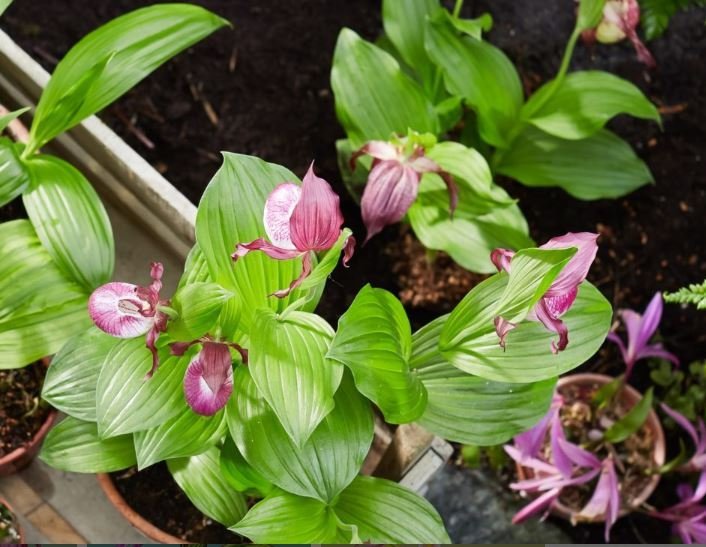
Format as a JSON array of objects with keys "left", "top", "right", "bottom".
[
  {"left": 0, "top": 361, "right": 51, "bottom": 457},
  {"left": 111, "top": 463, "right": 243, "bottom": 542},
  {"left": 2, "top": 0, "right": 705, "bottom": 542}
]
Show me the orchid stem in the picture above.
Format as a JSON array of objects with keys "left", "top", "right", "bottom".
[{"left": 452, "top": 0, "right": 464, "bottom": 18}]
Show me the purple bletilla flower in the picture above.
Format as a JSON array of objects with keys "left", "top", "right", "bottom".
[
  {"left": 491, "top": 232, "right": 599, "bottom": 354},
  {"left": 171, "top": 338, "right": 247, "bottom": 416},
  {"left": 574, "top": 457, "right": 620, "bottom": 541},
  {"left": 89, "top": 262, "right": 169, "bottom": 376},
  {"left": 651, "top": 472, "right": 706, "bottom": 544},
  {"left": 582, "top": 0, "right": 655, "bottom": 67},
  {"left": 232, "top": 163, "right": 355, "bottom": 298},
  {"left": 661, "top": 403, "right": 706, "bottom": 473},
  {"left": 350, "top": 140, "right": 458, "bottom": 243},
  {"left": 607, "top": 292, "right": 679, "bottom": 379}
]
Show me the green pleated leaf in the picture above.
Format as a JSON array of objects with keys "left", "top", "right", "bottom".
[
  {"left": 424, "top": 11, "right": 523, "bottom": 147},
  {"left": 133, "top": 405, "right": 227, "bottom": 470},
  {"left": 327, "top": 285, "right": 426, "bottom": 423},
  {"left": 334, "top": 476, "right": 450, "bottom": 543},
  {"left": 440, "top": 247, "right": 575, "bottom": 353},
  {"left": 442, "top": 281, "right": 612, "bottom": 382},
  {"left": 228, "top": 368, "right": 373, "bottom": 503},
  {"left": 39, "top": 416, "right": 136, "bottom": 473},
  {"left": 523, "top": 71, "right": 660, "bottom": 140},
  {"left": 42, "top": 327, "right": 119, "bottom": 421},
  {"left": 195, "top": 153, "right": 319, "bottom": 334},
  {"left": 0, "top": 220, "right": 90, "bottom": 369},
  {"left": 0, "top": 137, "right": 30, "bottom": 208},
  {"left": 495, "top": 127, "right": 653, "bottom": 200},
  {"left": 168, "top": 282, "right": 232, "bottom": 341},
  {"left": 28, "top": 3, "right": 228, "bottom": 150},
  {"left": 23, "top": 154, "right": 114, "bottom": 290},
  {"left": 178, "top": 244, "right": 211, "bottom": 288},
  {"left": 250, "top": 308, "right": 341, "bottom": 447},
  {"left": 331, "top": 28, "right": 439, "bottom": 146},
  {"left": 168, "top": 446, "right": 247, "bottom": 527},
  {"left": 381, "top": 0, "right": 440, "bottom": 95},
  {"left": 298, "top": 228, "right": 352, "bottom": 293},
  {"left": 450, "top": 13, "right": 494, "bottom": 39},
  {"left": 232, "top": 490, "right": 358, "bottom": 543},
  {"left": 220, "top": 436, "right": 274, "bottom": 497},
  {"left": 96, "top": 338, "right": 190, "bottom": 437},
  {"left": 411, "top": 316, "right": 557, "bottom": 445}
]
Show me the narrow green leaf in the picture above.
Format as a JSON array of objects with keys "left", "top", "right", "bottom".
[
  {"left": 593, "top": 375, "right": 624, "bottom": 408},
  {"left": 496, "top": 126, "right": 653, "bottom": 200},
  {"left": 39, "top": 416, "right": 136, "bottom": 473},
  {"left": 0, "top": 220, "right": 90, "bottom": 369},
  {"left": 232, "top": 490, "right": 358, "bottom": 543},
  {"left": 604, "top": 387, "right": 654, "bottom": 443},
  {"left": 228, "top": 368, "right": 373, "bottom": 502},
  {"left": 42, "top": 327, "right": 119, "bottom": 421},
  {"left": 195, "top": 153, "right": 319, "bottom": 333},
  {"left": 0, "top": 0, "right": 13, "bottom": 17},
  {"left": 23, "top": 154, "right": 114, "bottom": 290},
  {"left": 331, "top": 28, "right": 439, "bottom": 146},
  {"left": 424, "top": 11, "right": 523, "bottom": 147},
  {"left": 523, "top": 71, "right": 660, "bottom": 140},
  {"left": 133, "top": 405, "right": 227, "bottom": 470},
  {"left": 334, "top": 476, "right": 450, "bottom": 543},
  {"left": 168, "top": 282, "right": 232, "bottom": 341},
  {"left": 220, "top": 436, "right": 273, "bottom": 497},
  {"left": 168, "top": 446, "right": 247, "bottom": 527},
  {"left": 0, "top": 137, "right": 30, "bottom": 207},
  {"left": 450, "top": 13, "right": 494, "bottom": 39},
  {"left": 250, "top": 308, "right": 341, "bottom": 447},
  {"left": 442, "top": 281, "right": 612, "bottom": 382},
  {"left": 0, "top": 106, "right": 29, "bottom": 133},
  {"left": 411, "top": 315, "right": 557, "bottom": 445},
  {"left": 327, "top": 285, "right": 427, "bottom": 423},
  {"left": 95, "top": 338, "right": 191, "bottom": 437},
  {"left": 28, "top": 4, "right": 228, "bottom": 149}
]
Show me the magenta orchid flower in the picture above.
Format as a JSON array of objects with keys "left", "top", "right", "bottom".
[
  {"left": 350, "top": 140, "right": 458, "bottom": 243},
  {"left": 652, "top": 472, "right": 706, "bottom": 544},
  {"left": 574, "top": 457, "right": 620, "bottom": 541},
  {"left": 491, "top": 232, "right": 599, "bottom": 354},
  {"left": 232, "top": 163, "right": 355, "bottom": 298},
  {"left": 88, "top": 262, "right": 169, "bottom": 376},
  {"left": 607, "top": 292, "right": 679, "bottom": 380},
  {"left": 661, "top": 403, "right": 706, "bottom": 473},
  {"left": 583, "top": 0, "right": 655, "bottom": 67}
]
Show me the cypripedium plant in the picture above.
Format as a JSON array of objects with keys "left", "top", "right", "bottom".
[{"left": 39, "top": 152, "right": 614, "bottom": 544}]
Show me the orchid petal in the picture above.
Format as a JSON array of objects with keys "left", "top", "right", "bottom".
[
  {"left": 505, "top": 445, "right": 559, "bottom": 475},
  {"left": 637, "top": 293, "right": 663, "bottom": 346},
  {"left": 494, "top": 316, "right": 517, "bottom": 349},
  {"left": 606, "top": 332, "right": 629, "bottom": 364},
  {"left": 636, "top": 344, "right": 680, "bottom": 366},
  {"left": 551, "top": 416, "right": 573, "bottom": 479},
  {"left": 232, "top": 238, "right": 303, "bottom": 261},
  {"left": 540, "top": 232, "right": 598, "bottom": 298},
  {"left": 263, "top": 182, "right": 301, "bottom": 251},
  {"left": 184, "top": 342, "right": 234, "bottom": 416},
  {"left": 512, "top": 488, "right": 561, "bottom": 524},
  {"left": 576, "top": 458, "right": 620, "bottom": 541},
  {"left": 88, "top": 282, "right": 155, "bottom": 338},
  {"left": 360, "top": 160, "right": 419, "bottom": 243},
  {"left": 660, "top": 403, "right": 699, "bottom": 449},
  {"left": 342, "top": 235, "right": 356, "bottom": 267},
  {"left": 289, "top": 163, "right": 344, "bottom": 252},
  {"left": 350, "top": 141, "right": 399, "bottom": 170},
  {"left": 271, "top": 251, "right": 314, "bottom": 298},
  {"left": 514, "top": 407, "right": 554, "bottom": 459},
  {"left": 408, "top": 155, "right": 458, "bottom": 216},
  {"left": 532, "top": 297, "right": 570, "bottom": 354},
  {"left": 490, "top": 248, "right": 514, "bottom": 273},
  {"left": 556, "top": 437, "right": 602, "bottom": 470},
  {"left": 619, "top": 309, "right": 643, "bottom": 362}
]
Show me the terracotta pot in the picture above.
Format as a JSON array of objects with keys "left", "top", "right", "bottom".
[
  {"left": 97, "top": 472, "right": 185, "bottom": 543},
  {"left": 516, "top": 372, "right": 666, "bottom": 523},
  {"left": 0, "top": 358, "right": 58, "bottom": 477},
  {"left": 0, "top": 497, "right": 25, "bottom": 543}
]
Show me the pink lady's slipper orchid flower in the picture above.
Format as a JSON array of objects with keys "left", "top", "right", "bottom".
[
  {"left": 661, "top": 403, "right": 706, "bottom": 473},
  {"left": 233, "top": 163, "right": 355, "bottom": 298},
  {"left": 651, "top": 472, "right": 706, "bottom": 544},
  {"left": 171, "top": 339, "right": 247, "bottom": 416},
  {"left": 89, "top": 262, "right": 169, "bottom": 376},
  {"left": 607, "top": 292, "right": 679, "bottom": 379},
  {"left": 491, "top": 232, "right": 599, "bottom": 354},
  {"left": 350, "top": 140, "right": 458, "bottom": 243},
  {"left": 583, "top": 0, "right": 655, "bottom": 67}
]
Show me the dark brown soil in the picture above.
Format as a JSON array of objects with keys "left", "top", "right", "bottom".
[
  {"left": 111, "top": 463, "right": 244, "bottom": 543},
  {"left": 0, "top": 360, "right": 51, "bottom": 457}
]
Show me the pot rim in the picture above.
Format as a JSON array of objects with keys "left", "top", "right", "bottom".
[
  {"left": 0, "top": 496, "right": 25, "bottom": 543},
  {"left": 516, "top": 372, "right": 666, "bottom": 523},
  {"left": 96, "top": 472, "right": 186, "bottom": 544}
]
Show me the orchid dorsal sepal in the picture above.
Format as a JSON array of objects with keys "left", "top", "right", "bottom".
[
  {"left": 232, "top": 162, "right": 354, "bottom": 298},
  {"left": 88, "top": 261, "right": 169, "bottom": 377},
  {"left": 350, "top": 133, "right": 458, "bottom": 243}
]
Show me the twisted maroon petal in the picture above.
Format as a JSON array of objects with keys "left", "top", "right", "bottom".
[
  {"left": 271, "top": 251, "right": 314, "bottom": 298},
  {"left": 232, "top": 238, "right": 303, "bottom": 261}
]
